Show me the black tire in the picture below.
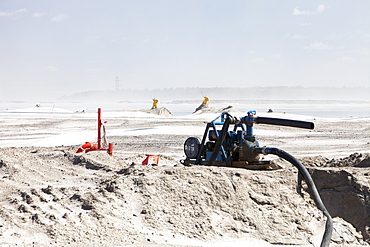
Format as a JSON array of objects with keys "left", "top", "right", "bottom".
[{"left": 184, "top": 137, "right": 201, "bottom": 159}]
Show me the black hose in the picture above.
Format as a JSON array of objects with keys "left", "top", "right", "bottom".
[
  {"left": 254, "top": 117, "right": 314, "bottom": 129},
  {"left": 255, "top": 147, "right": 333, "bottom": 247}
]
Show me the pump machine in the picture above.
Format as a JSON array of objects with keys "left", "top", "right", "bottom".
[{"left": 182, "top": 111, "right": 332, "bottom": 247}]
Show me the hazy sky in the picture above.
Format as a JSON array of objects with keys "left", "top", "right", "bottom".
[{"left": 1, "top": 1, "right": 369, "bottom": 100}]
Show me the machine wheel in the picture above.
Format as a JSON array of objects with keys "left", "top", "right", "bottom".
[{"left": 184, "top": 137, "right": 201, "bottom": 159}]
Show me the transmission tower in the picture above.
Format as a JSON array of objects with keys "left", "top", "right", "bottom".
[{"left": 115, "top": 76, "right": 120, "bottom": 91}]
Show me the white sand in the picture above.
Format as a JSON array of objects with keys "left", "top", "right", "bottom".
[{"left": 0, "top": 101, "right": 369, "bottom": 246}]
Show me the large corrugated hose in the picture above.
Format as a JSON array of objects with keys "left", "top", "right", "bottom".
[{"left": 255, "top": 147, "right": 333, "bottom": 247}]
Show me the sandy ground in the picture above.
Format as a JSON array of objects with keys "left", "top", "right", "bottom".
[{"left": 0, "top": 105, "right": 370, "bottom": 246}]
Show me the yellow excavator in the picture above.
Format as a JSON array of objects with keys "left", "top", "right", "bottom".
[{"left": 194, "top": 96, "right": 210, "bottom": 113}]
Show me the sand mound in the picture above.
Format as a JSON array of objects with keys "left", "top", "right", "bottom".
[
  {"left": 299, "top": 153, "right": 370, "bottom": 168},
  {"left": 327, "top": 153, "right": 370, "bottom": 167},
  {"left": 142, "top": 107, "right": 173, "bottom": 116},
  {"left": 297, "top": 153, "right": 370, "bottom": 243},
  {"left": 309, "top": 167, "right": 370, "bottom": 243},
  {"left": 0, "top": 147, "right": 368, "bottom": 246},
  {"left": 193, "top": 105, "right": 241, "bottom": 114}
]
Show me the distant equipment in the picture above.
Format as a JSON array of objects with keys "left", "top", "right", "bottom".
[
  {"left": 193, "top": 96, "right": 210, "bottom": 113},
  {"left": 151, "top": 98, "right": 159, "bottom": 109}
]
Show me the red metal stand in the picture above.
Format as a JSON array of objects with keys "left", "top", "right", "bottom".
[
  {"left": 97, "top": 108, "right": 102, "bottom": 149},
  {"left": 76, "top": 108, "right": 113, "bottom": 156}
]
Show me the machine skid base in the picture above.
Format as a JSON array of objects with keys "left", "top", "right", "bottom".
[{"left": 182, "top": 159, "right": 275, "bottom": 170}]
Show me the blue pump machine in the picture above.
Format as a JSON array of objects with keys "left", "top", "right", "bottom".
[{"left": 183, "top": 111, "right": 314, "bottom": 169}]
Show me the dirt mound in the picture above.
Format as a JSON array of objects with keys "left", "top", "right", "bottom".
[{"left": 0, "top": 147, "right": 368, "bottom": 246}]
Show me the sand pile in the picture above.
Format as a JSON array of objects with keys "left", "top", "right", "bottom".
[
  {"left": 193, "top": 105, "right": 241, "bottom": 114},
  {"left": 297, "top": 154, "right": 370, "bottom": 244},
  {"left": 122, "top": 107, "right": 173, "bottom": 116},
  {"left": 299, "top": 153, "right": 370, "bottom": 168},
  {"left": 0, "top": 147, "right": 368, "bottom": 246},
  {"left": 144, "top": 107, "right": 173, "bottom": 116}
]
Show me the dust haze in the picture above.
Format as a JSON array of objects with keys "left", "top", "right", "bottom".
[{"left": 3, "top": 86, "right": 370, "bottom": 103}]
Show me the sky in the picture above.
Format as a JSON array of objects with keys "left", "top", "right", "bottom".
[{"left": 1, "top": 0, "right": 370, "bottom": 100}]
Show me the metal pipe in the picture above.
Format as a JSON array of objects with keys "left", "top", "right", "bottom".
[
  {"left": 97, "top": 108, "right": 102, "bottom": 149},
  {"left": 108, "top": 143, "right": 113, "bottom": 156},
  {"left": 254, "top": 147, "right": 333, "bottom": 247}
]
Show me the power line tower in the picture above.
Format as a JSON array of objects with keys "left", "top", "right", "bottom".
[{"left": 115, "top": 76, "right": 120, "bottom": 91}]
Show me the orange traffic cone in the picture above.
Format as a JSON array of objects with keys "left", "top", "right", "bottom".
[{"left": 142, "top": 155, "right": 159, "bottom": 165}]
